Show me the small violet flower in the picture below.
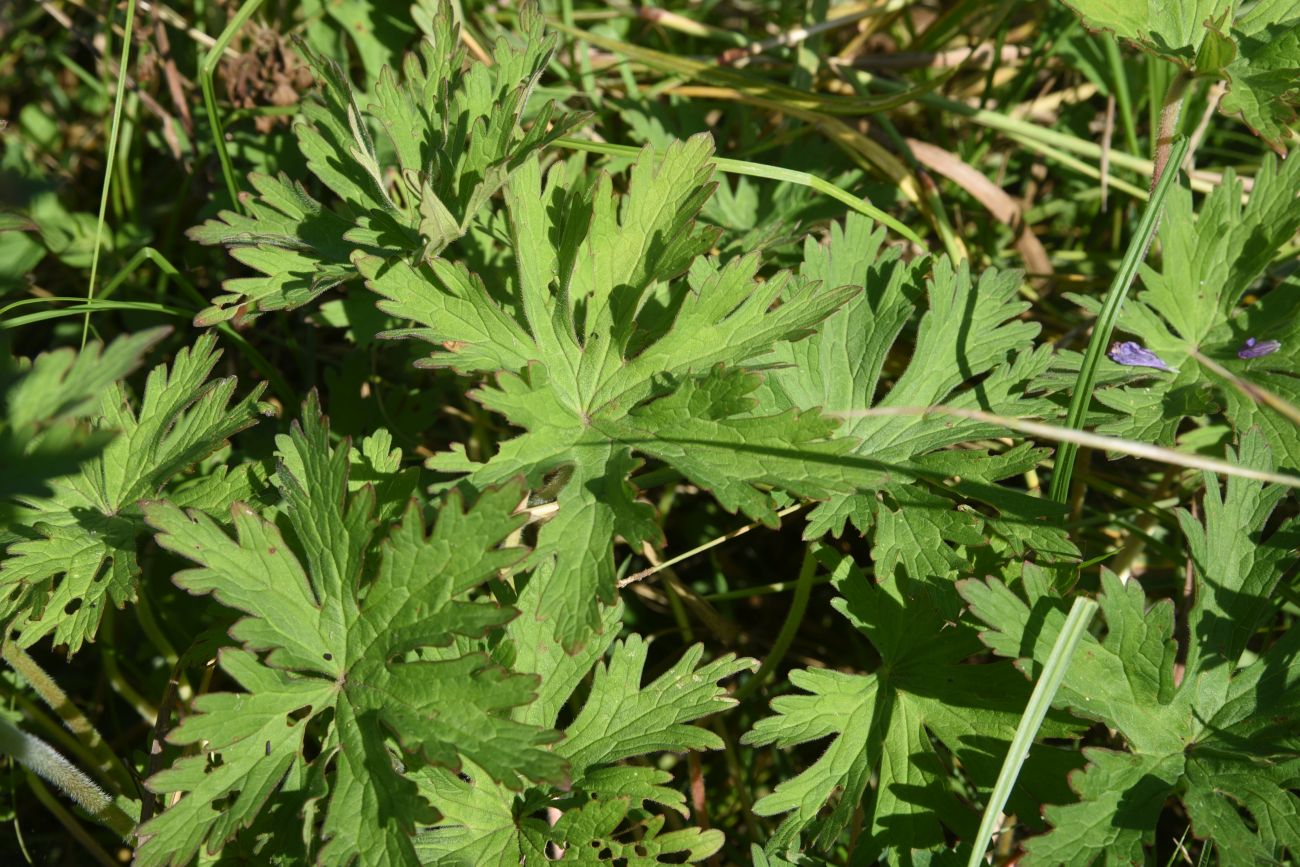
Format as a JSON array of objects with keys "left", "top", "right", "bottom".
[
  {"left": 1237, "top": 337, "right": 1281, "bottom": 359},
  {"left": 1108, "top": 341, "right": 1175, "bottom": 372}
]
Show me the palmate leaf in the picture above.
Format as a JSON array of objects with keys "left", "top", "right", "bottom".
[
  {"left": 1076, "top": 152, "right": 1300, "bottom": 465},
  {"left": 414, "top": 573, "right": 753, "bottom": 865},
  {"left": 1059, "top": 0, "right": 1300, "bottom": 147},
  {"left": 137, "top": 397, "right": 564, "bottom": 867},
  {"left": 1058, "top": 0, "right": 1234, "bottom": 60},
  {"left": 741, "top": 549, "right": 1079, "bottom": 859},
  {"left": 360, "top": 137, "right": 865, "bottom": 648},
  {"left": 0, "top": 327, "right": 166, "bottom": 510},
  {"left": 0, "top": 334, "right": 265, "bottom": 655},
  {"left": 764, "top": 214, "right": 1075, "bottom": 582},
  {"left": 1219, "top": 0, "right": 1300, "bottom": 145},
  {"left": 962, "top": 432, "right": 1300, "bottom": 865},
  {"left": 189, "top": 1, "right": 581, "bottom": 325}
]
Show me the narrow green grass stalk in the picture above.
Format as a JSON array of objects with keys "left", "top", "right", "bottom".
[
  {"left": 99, "top": 246, "right": 294, "bottom": 401},
  {"left": 2, "top": 300, "right": 191, "bottom": 329},
  {"left": 80, "top": 0, "right": 138, "bottom": 349},
  {"left": 702, "top": 573, "right": 834, "bottom": 602},
  {"left": 555, "top": 137, "right": 927, "bottom": 247},
  {"left": 965, "top": 596, "right": 1098, "bottom": 867},
  {"left": 1003, "top": 130, "right": 1149, "bottom": 200},
  {"left": 559, "top": 0, "right": 597, "bottom": 107},
  {"left": 0, "top": 718, "right": 134, "bottom": 839},
  {"left": 0, "top": 248, "right": 292, "bottom": 402},
  {"left": 890, "top": 88, "right": 1219, "bottom": 194},
  {"left": 202, "top": 0, "right": 266, "bottom": 211},
  {"left": 1047, "top": 135, "right": 1190, "bottom": 505},
  {"left": 1103, "top": 36, "right": 1141, "bottom": 157},
  {"left": 733, "top": 545, "right": 817, "bottom": 704}
]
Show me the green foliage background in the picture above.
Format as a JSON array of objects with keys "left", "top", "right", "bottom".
[{"left": 1, "top": 0, "right": 1298, "bottom": 864}]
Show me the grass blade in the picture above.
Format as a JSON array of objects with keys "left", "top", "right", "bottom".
[
  {"left": 201, "top": 0, "right": 267, "bottom": 212},
  {"left": 80, "top": 0, "right": 138, "bottom": 349},
  {"left": 964, "top": 596, "right": 1098, "bottom": 867},
  {"left": 843, "top": 405, "right": 1300, "bottom": 488},
  {"left": 1048, "top": 135, "right": 1190, "bottom": 505}
]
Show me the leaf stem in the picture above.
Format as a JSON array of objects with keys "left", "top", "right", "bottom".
[{"left": 1151, "top": 73, "right": 1190, "bottom": 193}]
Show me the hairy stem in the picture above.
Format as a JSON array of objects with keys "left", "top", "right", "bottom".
[
  {"left": 2, "top": 642, "right": 135, "bottom": 797},
  {"left": 0, "top": 718, "right": 134, "bottom": 839},
  {"left": 1150, "top": 72, "right": 1190, "bottom": 192}
]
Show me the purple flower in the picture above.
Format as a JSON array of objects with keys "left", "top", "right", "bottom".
[
  {"left": 1237, "top": 337, "right": 1281, "bottom": 359},
  {"left": 1108, "top": 341, "right": 1175, "bottom": 372}
]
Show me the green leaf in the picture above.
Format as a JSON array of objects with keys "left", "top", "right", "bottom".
[
  {"left": 1220, "top": 0, "right": 1300, "bottom": 148},
  {"left": 137, "top": 396, "right": 564, "bottom": 866},
  {"left": 1059, "top": 0, "right": 1300, "bottom": 146},
  {"left": 963, "top": 433, "right": 1300, "bottom": 864},
  {"left": 765, "top": 214, "right": 1075, "bottom": 580},
  {"left": 1083, "top": 152, "right": 1300, "bottom": 462},
  {"left": 1058, "top": 0, "right": 1234, "bottom": 63},
  {"left": 0, "top": 328, "right": 166, "bottom": 509},
  {"left": 519, "top": 800, "right": 726, "bottom": 864},
  {"left": 742, "top": 550, "right": 1078, "bottom": 858},
  {"left": 0, "top": 334, "right": 265, "bottom": 654},
  {"left": 361, "top": 139, "right": 863, "bottom": 648},
  {"left": 188, "top": 3, "right": 582, "bottom": 325},
  {"left": 415, "top": 575, "right": 753, "bottom": 864}
]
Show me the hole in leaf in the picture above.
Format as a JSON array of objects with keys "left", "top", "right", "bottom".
[
  {"left": 64, "top": 599, "right": 81, "bottom": 615},
  {"left": 212, "top": 791, "right": 239, "bottom": 811}
]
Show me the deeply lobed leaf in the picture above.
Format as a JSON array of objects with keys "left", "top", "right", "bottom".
[
  {"left": 963, "top": 433, "right": 1300, "bottom": 863},
  {"left": 415, "top": 574, "right": 753, "bottom": 864},
  {"left": 362, "top": 138, "right": 865, "bottom": 648},
  {"left": 136, "top": 397, "right": 564, "bottom": 866},
  {"left": 189, "top": 3, "right": 581, "bottom": 325},
  {"left": 765, "top": 213, "right": 1075, "bottom": 581},
  {"left": 742, "top": 548, "right": 1078, "bottom": 858},
  {"left": 0, "top": 333, "right": 265, "bottom": 654},
  {"left": 1077, "top": 152, "right": 1300, "bottom": 465}
]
